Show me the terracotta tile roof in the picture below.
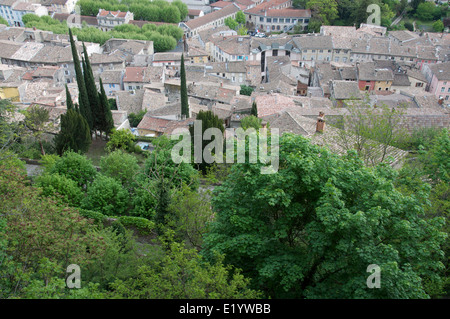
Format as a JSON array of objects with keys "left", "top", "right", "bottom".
[
  {"left": 212, "top": 35, "right": 251, "bottom": 55},
  {"left": 12, "top": 2, "right": 37, "bottom": 11},
  {"left": 264, "top": 8, "right": 311, "bottom": 18},
  {"left": 98, "top": 10, "right": 128, "bottom": 18},
  {"left": 244, "top": 0, "right": 291, "bottom": 15},
  {"left": 52, "top": 13, "right": 98, "bottom": 26},
  {"left": 188, "top": 9, "right": 202, "bottom": 16},
  {"left": 292, "top": 35, "right": 333, "bottom": 50},
  {"left": 427, "top": 61, "right": 450, "bottom": 81},
  {"left": 184, "top": 3, "right": 240, "bottom": 30},
  {"left": 115, "top": 89, "right": 145, "bottom": 114},
  {"left": 99, "top": 70, "right": 123, "bottom": 84},
  {"left": 330, "top": 80, "right": 361, "bottom": 100},
  {"left": 153, "top": 52, "right": 183, "bottom": 62},
  {"left": 89, "top": 52, "right": 125, "bottom": 64},
  {"left": 123, "top": 67, "right": 145, "bottom": 83},
  {"left": 30, "top": 45, "right": 73, "bottom": 64},
  {"left": 357, "top": 62, "right": 394, "bottom": 81},
  {"left": 210, "top": 1, "right": 232, "bottom": 8},
  {"left": 254, "top": 93, "right": 299, "bottom": 117},
  {"left": 137, "top": 115, "right": 173, "bottom": 133},
  {"left": 32, "top": 66, "right": 60, "bottom": 78},
  {"left": 0, "top": 40, "right": 23, "bottom": 59}
]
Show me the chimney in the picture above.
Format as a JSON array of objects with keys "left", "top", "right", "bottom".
[{"left": 316, "top": 111, "right": 325, "bottom": 133}]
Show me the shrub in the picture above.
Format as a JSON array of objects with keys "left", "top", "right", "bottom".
[
  {"left": 81, "top": 174, "right": 129, "bottom": 216},
  {"left": 77, "top": 208, "right": 107, "bottom": 225},
  {"left": 50, "top": 151, "right": 97, "bottom": 188},
  {"left": 118, "top": 216, "right": 155, "bottom": 235},
  {"left": 35, "top": 173, "right": 84, "bottom": 206}
]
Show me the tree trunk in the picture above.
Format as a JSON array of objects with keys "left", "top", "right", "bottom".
[{"left": 39, "top": 140, "right": 46, "bottom": 156}]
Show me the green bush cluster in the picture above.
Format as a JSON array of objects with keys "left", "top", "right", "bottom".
[{"left": 21, "top": 13, "right": 182, "bottom": 51}]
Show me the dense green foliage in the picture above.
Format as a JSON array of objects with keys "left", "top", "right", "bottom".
[
  {"left": 241, "top": 115, "right": 263, "bottom": 131},
  {"left": 50, "top": 151, "right": 97, "bottom": 188},
  {"left": 78, "top": 0, "right": 188, "bottom": 23},
  {"left": 203, "top": 133, "right": 447, "bottom": 298},
  {"left": 81, "top": 174, "right": 129, "bottom": 215},
  {"left": 21, "top": 14, "right": 181, "bottom": 51},
  {"left": 128, "top": 110, "right": 146, "bottom": 127},
  {"left": 54, "top": 108, "right": 92, "bottom": 155},
  {"left": 106, "top": 128, "right": 137, "bottom": 152},
  {"left": 239, "top": 85, "right": 254, "bottom": 96}
]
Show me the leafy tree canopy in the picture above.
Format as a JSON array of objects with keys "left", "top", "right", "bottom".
[{"left": 203, "top": 133, "right": 447, "bottom": 298}]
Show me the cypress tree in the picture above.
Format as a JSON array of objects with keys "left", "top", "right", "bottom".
[
  {"left": 55, "top": 109, "right": 91, "bottom": 155},
  {"left": 180, "top": 54, "right": 189, "bottom": 118},
  {"left": 189, "top": 110, "right": 224, "bottom": 173},
  {"left": 69, "top": 28, "right": 93, "bottom": 132},
  {"left": 251, "top": 101, "right": 258, "bottom": 117},
  {"left": 82, "top": 43, "right": 101, "bottom": 136},
  {"left": 65, "top": 85, "right": 73, "bottom": 111},
  {"left": 98, "top": 78, "right": 115, "bottom": 138}
]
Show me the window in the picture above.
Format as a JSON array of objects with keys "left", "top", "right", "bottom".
[
  {"left": 311, "top": 50, "right": 315, "bottom": 53},
  {"left": 292, "top": 19, "right": 296, "bottom": 24},
  {"left": 267, "top": 18, "right": 271, "bottom": 22},
  {"left": 415, "top": 82, "right": 423, "bottom": 87},
  {"left": 446, "top": 96, "right": 449, "bottom": 100},
  {"left": 279, "top": 18, "right": 284, "bottom": 23},
  {"left": 128, "top": 86, "right": 132, "bottom": 90},
  {"left": 285, "top": 18, "right": 290, "bottom": 23},
  {"left": 272, "top": 25, "right": 275, "bottom": 30},
  {"left": 448, "top": 88, "right": 450, "bottom": 92},
  {"left": 276, "top": 25, "right": 280, "bottom": 30},
  {"left": 260, "top": 17, "right": 264, "bottom": 22},
  {"left": 441, "top": 87, "right": 445, "bottom": 92},
  {"left": 319, "top": 50, "right": 323, "bottom": 53},
  {"left": 304, "top": 19, "right": 309, "bottom": 23},
  {"left": 273, "top": 49, "right": 278, "bottom": 56},
  {"left": 273, "top": 18, "right": 277, "bottom": 23},
  {"left": 444, "top": 82, "right": 447, "bottom": 85}
]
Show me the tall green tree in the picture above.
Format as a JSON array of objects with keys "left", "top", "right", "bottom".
[
  {"left": 180, "top": 54, "right": 189, "bottom": 118},
  {"left": 54, "top": 108, "right": 92, "bottom": 155},
  {"left": 22, "top": 105, "right": 52, "bottom": 156},
  {"left": 69, "top": 28, "right": 93, "bottom": 132},
  {"left": 98, "top": 78, "right": 115, "bottom": 138},
  {"left": 189, "top": 110, "right": 225, "bottom": 173},
  {"left": 82, "top": 43, "right": 101, "bottom": 136},
  {"left": 307, "top": 0, "right": 339, "bottom": 25},
  {"left": 65, "top": 85, "right": 74, "bottom": 110},
  {"left": 203, "top": 133, "right": 447, "bottom": 298},
  {"left": 251, "top": 101, "right": 258, "bottom": 117}
]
